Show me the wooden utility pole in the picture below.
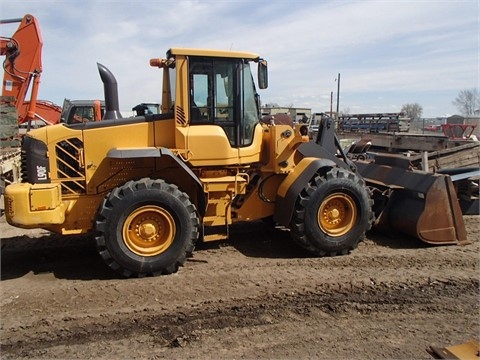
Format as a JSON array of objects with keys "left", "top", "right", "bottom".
[{"left": 336, "top": 73, "right": 340, "bottom": 119}]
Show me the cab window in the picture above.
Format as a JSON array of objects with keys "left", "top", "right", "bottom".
[{"left": 189, "top": 57, "right": 259, "bottom": 147}]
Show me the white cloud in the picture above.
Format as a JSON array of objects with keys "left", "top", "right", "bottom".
[{"left": 1, "top": 0, "right": 478, "bottom": 117}]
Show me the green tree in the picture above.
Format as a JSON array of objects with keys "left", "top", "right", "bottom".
[
  {"left": 452, "top": 88, "right": 479, "bottom": 116},
  {"left": 401, "top": 103, "right": 423, "bottom": 120}
]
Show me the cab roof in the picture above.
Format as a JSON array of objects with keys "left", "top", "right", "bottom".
[{"left": 167, "top": 48, "right": 260, "bottom": 61}]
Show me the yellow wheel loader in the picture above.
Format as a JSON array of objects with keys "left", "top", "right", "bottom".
[{"left": 3, "top": 48, "right": 467, "bottom": 277}]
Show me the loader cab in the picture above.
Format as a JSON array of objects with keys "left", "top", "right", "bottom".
[
  {"left": 188, "top": 56, "right": 260, "bottom": 147},
  {"left": 154, "top": 48, "right": 268, "bottom": 166}
]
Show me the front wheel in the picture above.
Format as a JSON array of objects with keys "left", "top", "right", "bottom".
[
  {"left": 95, "top": 178, "right": 199, "bottom": 277},
  {"left": 289, "top": 168, "right": 373, "bottom": 256}
]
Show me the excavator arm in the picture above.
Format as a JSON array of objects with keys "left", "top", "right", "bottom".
[{"left": 1, "top": 14, "right": 61, "bottom": 125}]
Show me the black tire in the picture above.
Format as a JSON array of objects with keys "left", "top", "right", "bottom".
[
  {"left": 289, "top": 167, "right": 373, "bottom": 256},
  {"left": 95, "top": 178, "right": 199, "bottom": 277}
]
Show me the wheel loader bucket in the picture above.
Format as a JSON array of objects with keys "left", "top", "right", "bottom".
[
  {"left": 355, "top": 160, "right": 468, "bottom": 245},
  {"left": 428, "top": 339, "right": 480, "bottom": 359}
]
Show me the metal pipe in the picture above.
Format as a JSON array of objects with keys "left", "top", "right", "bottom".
[
  {"left": 0, "top": 18, "right": 23, "bottom": 24},
  {"left": 97, "top": 62, "right": 122, "bottom": 120}
]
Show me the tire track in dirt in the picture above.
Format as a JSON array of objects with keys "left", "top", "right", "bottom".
[
  {"left": 1, "top": 216, "right": 479, "bottom": 359},
  {"left": 1, "top": 279, "right": 477, "bottom": 359}
]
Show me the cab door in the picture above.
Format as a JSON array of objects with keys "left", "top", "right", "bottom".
[{"left": 185, "top": 57, "right": 261, "bottom": 167}]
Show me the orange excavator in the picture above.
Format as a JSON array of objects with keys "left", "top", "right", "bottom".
[
  {"left": 1, "top": 14, "right": 62, "bottom": 126},
  {"left": 1, "top": 14, "right": 62, "bottom": 193},
  {"left": 1, "top": 14, "right": 158, "bottom": 128},
  {"left": 0, "top": 14, "right": 108, "bottom": 193}
]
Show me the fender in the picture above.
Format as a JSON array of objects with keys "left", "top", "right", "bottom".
[
  {"left": 274, "top": 157, "right": 337, "bottom": 226},
  {"left": 106, "top": 146, "right": 206, "bottom": 216}
]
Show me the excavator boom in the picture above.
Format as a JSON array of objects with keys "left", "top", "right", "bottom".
[{"left": 1, "top": 14, "right": 61, "bottom": 125}]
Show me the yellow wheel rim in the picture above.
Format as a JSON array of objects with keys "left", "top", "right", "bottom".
[
  {"left": 123, "top": 205, "right": 176, "bottom": 256},
  {"left": 318, "top": 193, "right": 357, "bottom": 237}
]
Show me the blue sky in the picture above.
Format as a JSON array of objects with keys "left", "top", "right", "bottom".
[{"left": 1, "top": 0, "right": 478, "bottom": 118}]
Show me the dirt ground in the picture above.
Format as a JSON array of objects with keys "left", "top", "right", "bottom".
[{"left": 0, "top": 214, "right": 479, "bottom": 359}]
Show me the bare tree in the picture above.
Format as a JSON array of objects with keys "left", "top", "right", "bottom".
[
  {"left": 401, "top": 103, "right": 423, "bottom": 120},
  {"left": 452, "top": 88, "right": 479, "bottom": 116}
]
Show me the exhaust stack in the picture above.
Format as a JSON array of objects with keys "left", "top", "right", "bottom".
[{"left": 97, "top": 63, "right": 122, "bottom": 120}]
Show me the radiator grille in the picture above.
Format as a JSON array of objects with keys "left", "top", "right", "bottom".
[{"left": 55, "top": 138, "right": 86, "bottom": 194}]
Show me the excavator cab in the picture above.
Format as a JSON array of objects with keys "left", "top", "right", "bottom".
[{"left": 60, "top": 99, "right": 105, "bottom": 124}]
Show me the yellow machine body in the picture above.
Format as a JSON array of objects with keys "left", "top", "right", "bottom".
[{"left": 3, "top": 47, "right": 468, "bottom": 277}]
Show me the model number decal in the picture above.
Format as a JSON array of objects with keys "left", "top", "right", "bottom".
[{"left": 36, "top": 165, "right": 48, "bottom": 180}]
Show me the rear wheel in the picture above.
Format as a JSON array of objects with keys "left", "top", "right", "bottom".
[
  {"left": 290, "top": 168, "right": 373, "bottom": 256},
  {"left": 95, "top": 178, "right": 199, "bottom": 277}
]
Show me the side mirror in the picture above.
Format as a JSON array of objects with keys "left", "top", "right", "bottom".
[{"left": 258, "top": 59, "right": 268, "bottom": 89}]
